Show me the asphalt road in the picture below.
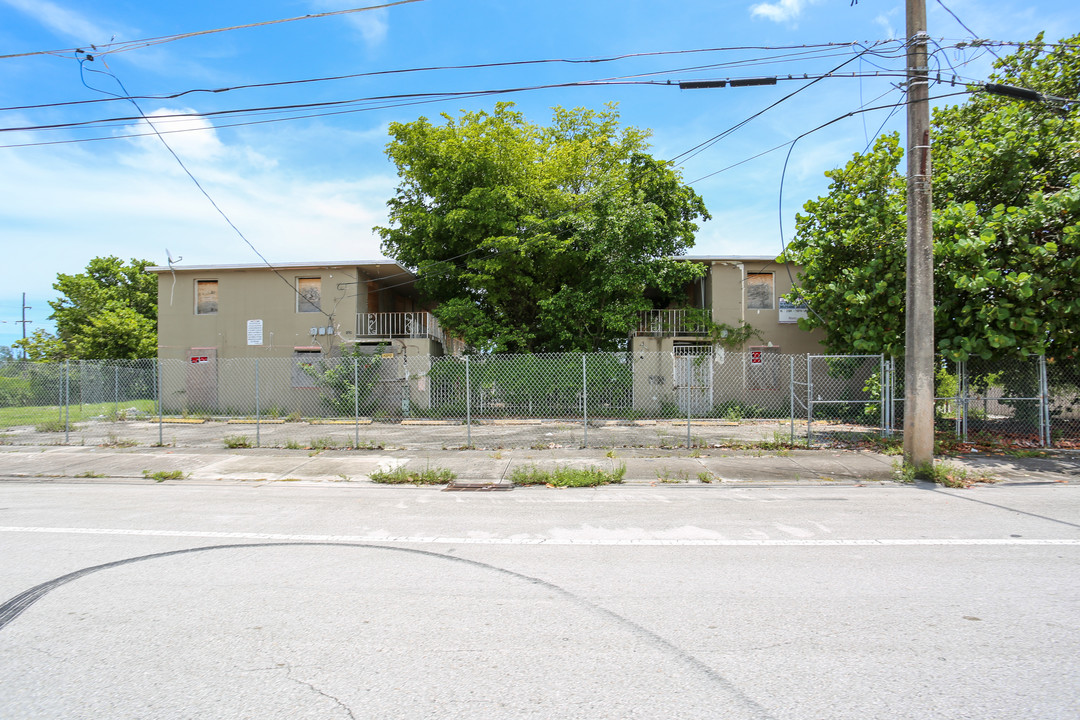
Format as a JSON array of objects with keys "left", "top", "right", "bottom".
[{"left": 1, "top": 480, "right": 1078, "bottom": 719}]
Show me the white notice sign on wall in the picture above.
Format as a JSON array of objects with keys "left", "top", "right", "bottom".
[
  {"left": 247, "top": 319, "right": 264, "bottom": 345},
  {"left": 778, "top": 298, "right": 808, "bottom": 324}
]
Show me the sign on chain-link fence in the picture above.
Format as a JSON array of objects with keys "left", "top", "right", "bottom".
[{"left": 0, "top": 352, "right": 1076, "bottom": 449}]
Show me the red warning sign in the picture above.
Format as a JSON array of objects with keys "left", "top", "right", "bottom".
[
  {"left": 750, "top": 350, "right": 763, "bottom": 365},
  {"left": 190, "top": 356, "right": 209, "bottom": 364}
]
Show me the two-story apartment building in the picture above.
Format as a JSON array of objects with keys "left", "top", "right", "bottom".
[
  {"left": 629, "top": 256, "right": 826, "bottom": 415},
  {"left": 630, "top": 255, "right": 824, "bottom": 356},
  {"left": 150, "top": 260, "right": 453, "bottom": 414}
]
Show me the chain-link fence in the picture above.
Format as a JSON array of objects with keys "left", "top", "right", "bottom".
[
  {"left": 887, "top": 354, "right": 1079, "bottom": 447},
  {"left": 1, "top": 353, "right": 1077, "bottom": 449}
]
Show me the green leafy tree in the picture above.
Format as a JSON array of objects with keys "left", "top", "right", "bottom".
[
  {"left": 14, "top": 257, "right": 158, "bottom": 361},
  {"left": 786, "top": 34, "right": 1080, "bottom": 363},
  {"left": 377, "top": 103, "right": 710, "bottom": 352}
]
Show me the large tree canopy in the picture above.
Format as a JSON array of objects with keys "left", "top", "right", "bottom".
[
  {"left": 377, "top": 103, "right": 710, "bottom": 353},
  {"left": 785, "top": 34, "right": 1080, "bottom": 361},
  {"left": 15, "top": 256, "right": 157, "bottom": 360}
]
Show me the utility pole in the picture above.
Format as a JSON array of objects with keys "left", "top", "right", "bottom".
[
  {"left": 904, "top": 0, "right": 935, "bottom": 469},
  {"left": 13, "top": 293, "right": 33, "bottom": 360}
]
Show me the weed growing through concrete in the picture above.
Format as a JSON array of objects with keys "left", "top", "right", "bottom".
[
  {"left": 309, "top": 436, "right": 336, "bottom": 450},
  {"left": 284, "top": 439, "right": 302, "bottom": 449},
  {"left": 697, "top": 471, "right": 714, "bottom": 483},
  {"left": 74, "top": 471, "right": 106, "bottom": 478},
  {"left": 895, "top": 461, "right": 998, "bottom": 488},
  {"left": 35, "top": 419, "right": 67, "bottom": 433},
  {"left": 223, "top": 435, "right": 253, "bottom": 449},
  {"left": 656, "top": 468, "right": 688, "bottom": 483},
  {"left": 142, "top": 469, "right": 185, "bottom": 482},
  {"left": 510, "top": 464, "right": 626, "bottom": 487},
  {"left": 101, "top": 433, "right": 138, "bottom": 448},
  {"left": 370, "top": 466, "right": 457, "bottom": 485}
]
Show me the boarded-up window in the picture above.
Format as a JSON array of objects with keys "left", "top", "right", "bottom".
[
  {"left": 297, "top": 277, "right": 321, "bottom": 313},
  {"left": 196, "top": 280, "right": 218, "bottom": 315},
  {"left": 746, "top": 273, "right": 774, "bottom": 310}
]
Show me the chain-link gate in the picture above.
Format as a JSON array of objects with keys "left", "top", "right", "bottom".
[{"left": 806, "top": 355, "right": 884, "bottom": 445}]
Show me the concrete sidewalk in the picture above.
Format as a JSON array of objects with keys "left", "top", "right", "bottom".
[{"left": 1, "top": 444, "right": 1076, "bottom": 487}]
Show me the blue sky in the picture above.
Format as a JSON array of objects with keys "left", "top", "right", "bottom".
[{"left": 1, "top": 0, "right": 1077, "bottom": 348}]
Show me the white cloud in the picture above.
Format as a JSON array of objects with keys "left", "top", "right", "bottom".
[
  {"left": 0, "top": 123, "right": 395, "bottom": 331},
  {"left": 308, "top": 2, "right": 389, "bottom": 46},
  {"left": 0, "top": 0, "right": 119, "bottom": 45},
  {"left": 874, "top": 11, "right": 900, "bottom": 39},
  {"left": 749, "top": 0, "right": 820, "bottom": 24}
]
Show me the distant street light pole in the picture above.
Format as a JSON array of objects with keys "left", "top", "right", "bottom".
[{"left": 904, "top": 0, "right": 935, "bottom": 469}]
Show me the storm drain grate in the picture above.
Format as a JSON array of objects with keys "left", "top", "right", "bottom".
[{"left": 443, "top": 480, "right": 513, "bottom": 492}]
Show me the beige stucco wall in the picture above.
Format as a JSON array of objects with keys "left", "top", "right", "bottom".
[
  {"left": 157, "top": 266, "right": 364, "bottom": 361},
  {"left": 698, "top": 259, "right": 825, "bottom": 355}
]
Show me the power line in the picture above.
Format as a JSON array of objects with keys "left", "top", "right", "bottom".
[
  {"left": 0, "top": 0, "right": 427, "bottom": 61},
  {"left": 76, "top": 60, "right": 336, "bottom": 328},
  {"left": 935, "top": 0, "right": 1003, "bottom": 61},
  {"left": 0, "top": 43, "right": 895, "bottom": 113},
  {"left": 670, "top": 43, "right": 894, "bottom": 167},
  {"left": 772, "top": 90, "right": 972, "bottom": 321},
  {"left": 2, "top": 71, "right": 915, "bottom": 138}
]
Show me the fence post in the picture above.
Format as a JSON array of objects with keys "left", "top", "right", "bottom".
[
  {"left": 686, "top": 355, "right": 692, "bottom": 449},
  {"left": 963, "top": 358, "right": 972, "bottom": 442},
  {"left": 156, "top": 359, "right": 163, "bottom": 447},
  {"left": 1039, "top": 355, "right": 1050, "bottom": 447},
  {"left": 354, "top": 356, "right": 360, "bottom": 449},
  {"left": 114, "top": 365, "right": 119, "bottom": 420},
  {"left": 63, "top": 359, "right": 70, "bottom": 444},
  {"left": 806, "top": 355, "right": 813, "bottom": 447},
  {"left": 57, "top": 362, "right": 64, "bottom": 424},
  {"left": 255, "top": 357, "right": 261, "bottom": 448},
  {"left": 582, "top": 354, "right": 588, "bottom": 448},
  {"left": 465, "top": 355, "right": 471, "bottom": 448},
  {"left": 879, "top": 355, "right": 886, "bottom": 439},
  {"left": 789, "top": 355, "right": 795, "bottom": 444}
]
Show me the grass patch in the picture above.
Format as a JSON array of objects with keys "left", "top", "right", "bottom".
[
  {"left": 284, "top": 438, "right": 302, "bottom": 449},
  {"left": 0, "top": 400, "right": 157, "bottom": 429},
  {"left": 370, "top": 466, "right": 457, "bottom": 485},
  {"left": 1002, "top": 449, "right": 1049, "bottom": 458},
  {"left": 223, "top": 435, "right": 253, "bottom": 449},
  {"left": 510, "top": 463, "right": 626, "bottom": 487},
  {"left": 142, "top": 469, "right": 185, "bottom": 482},
  {"left": 34, "top": 419, "right": 68, "bottom": 433},
  {"left": 895, "top": 461, "right": 997, "bottom": 488}
]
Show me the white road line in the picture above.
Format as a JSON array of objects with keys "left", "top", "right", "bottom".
[{"left": 1, "top": 526, "right": 1079, "bottom": 546}]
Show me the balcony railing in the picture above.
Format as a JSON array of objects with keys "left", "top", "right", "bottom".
[
  {"left": 356, "top": 312, "right": 445, "bottom": 344},
  {"left": 631, "top": 309, "right": 713, "bottom": 337}
]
